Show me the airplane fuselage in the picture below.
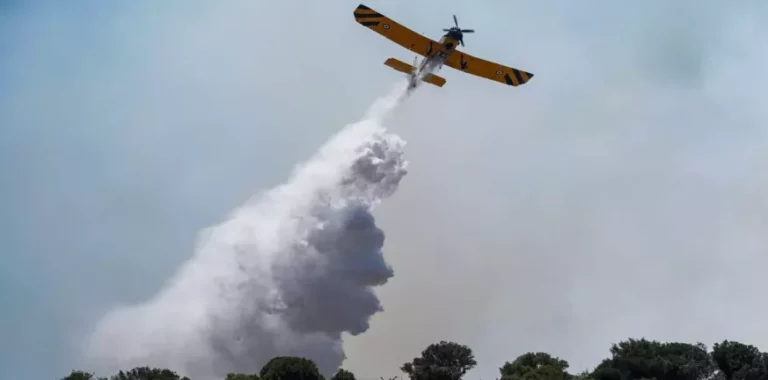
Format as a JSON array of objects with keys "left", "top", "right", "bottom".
[
  {"left": 408, "top": 29, "right": 468, "bottom": 88},
  {"left": 417, "top": 30, "right": 460, "bottom": 71}
]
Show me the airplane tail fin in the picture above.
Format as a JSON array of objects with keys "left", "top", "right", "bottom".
[{"left": 384, "top": 58, "right": 446, "bottom": 87}]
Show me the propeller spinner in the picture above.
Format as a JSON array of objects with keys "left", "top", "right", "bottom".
[{"left": 442, "top": 14, "right": 474, "bottom": 46}]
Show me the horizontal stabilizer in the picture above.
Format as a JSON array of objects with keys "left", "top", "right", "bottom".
[{"left": 384, "top": 58, "right": 446, "bottom": 87}]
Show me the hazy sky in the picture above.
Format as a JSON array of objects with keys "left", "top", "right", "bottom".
[{"left": 2, "top": 1, "right": 768, "bottom": 379}]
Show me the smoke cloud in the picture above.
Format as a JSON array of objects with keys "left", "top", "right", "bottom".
[{"left": 84, "top": 82, "right": 412, "bottom": 379}]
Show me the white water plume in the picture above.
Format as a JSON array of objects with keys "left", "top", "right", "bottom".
[{"left": 84, "top": 82, "right": 413, "bottom": 379}]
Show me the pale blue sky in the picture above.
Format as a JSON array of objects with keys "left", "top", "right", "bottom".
[{"left": 2, "top": 1, "right": 768, "bottom": 379}]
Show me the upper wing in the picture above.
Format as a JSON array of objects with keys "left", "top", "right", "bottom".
[
  {"left": 354, "top": 4, "right": 439, "bottom": 57},
  {"left": 444, "top": 50, "right": 534, "bottom": 86}
]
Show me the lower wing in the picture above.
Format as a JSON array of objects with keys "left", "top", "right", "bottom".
[
  {"left": 384, "top": 58, "right": 446, "bottom": 87},
  {"left": 444, "top": 50, "right": 534, "bottom": 87}
]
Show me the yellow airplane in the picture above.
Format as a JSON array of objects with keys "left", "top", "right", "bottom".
[{"left": 353, "top": 4, "right": 534, "bottom": 89}]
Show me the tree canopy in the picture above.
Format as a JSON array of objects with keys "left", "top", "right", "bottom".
[
  {"left": 330, "top": 368, "right": 357, "bottom": 380},
  {"left": 259, "top": 356, "right": 325, "bottom": 380},
  {"left": 400, "top": 340, "right": 477, "bottom": 380},
  {"left": 62, "top": 338, "right": 768, "bottom": 380},
  {"left": 62, "top": 367, "right": 190, "bottom": 380},
  {"left": 499, "top": 352, "right": 572, "bottom": 380},
  {"left": 225, "top": 373, "right": 260, "bottom": 380},
  {"left": 61, "top": 370, "right": 106, "bottom": 380}
]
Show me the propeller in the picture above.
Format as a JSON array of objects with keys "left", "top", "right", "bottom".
[{"left": 442, "top": 14, "right": 475, "bottom": 46}]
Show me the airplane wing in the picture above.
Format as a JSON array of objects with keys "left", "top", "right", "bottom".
[
  {"left": 354, "top": 4, "right": 439, "bottom": 57},
  {"left": 444, "top": 50, "right": 534, "bottom": 87}
]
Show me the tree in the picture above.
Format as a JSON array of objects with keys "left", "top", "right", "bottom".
[
  {"left": 109, "top": 367, "right": 190, "bottom": 380},
  {"left": 730, "top": 352, "right": 768, "bottom": 380},
  {"left": 259, "top": 356, "right": 325, "bottom": 380},
  {"left": 331, "top": 369, "right": 357, "bottom": 380},
  {"left": 401, "top": 341, "right": 477, "bottom": 380},
  {"left": 712, "top": 340, "right": 764, "bottom": 380},
  {"left": 500, "top": 352, "right": 573, "bottom": 380},
  {"left": 57, "top": 338, "right": 768, "bottom": 380},
  {"left": 591, "top": 338, "right": 715, "bottom": 380},
  {"left": 61, "top": 370, "right": 107, "bottom": 380},
  {"left": 226, "top": 373, "right": 261, "bottom": 380}
]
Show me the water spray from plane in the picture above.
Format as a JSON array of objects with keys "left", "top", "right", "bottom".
[{"left": 84, "top": 81, "right": 415, "bottom": 380}]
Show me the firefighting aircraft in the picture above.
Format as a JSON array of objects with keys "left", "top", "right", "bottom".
[{"left": 353, "top": 4, "right": 534, "bottom": 89}]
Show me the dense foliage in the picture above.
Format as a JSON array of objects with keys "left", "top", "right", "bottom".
[
  {"left": 401, "top": 341, "right": 477, "bottom": 380},
  {"left": 61, "top": 338, "right": 768, "bottom": 380},
  {"left": 259, "top": 356, "right": 325, "bottom": 380}
]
